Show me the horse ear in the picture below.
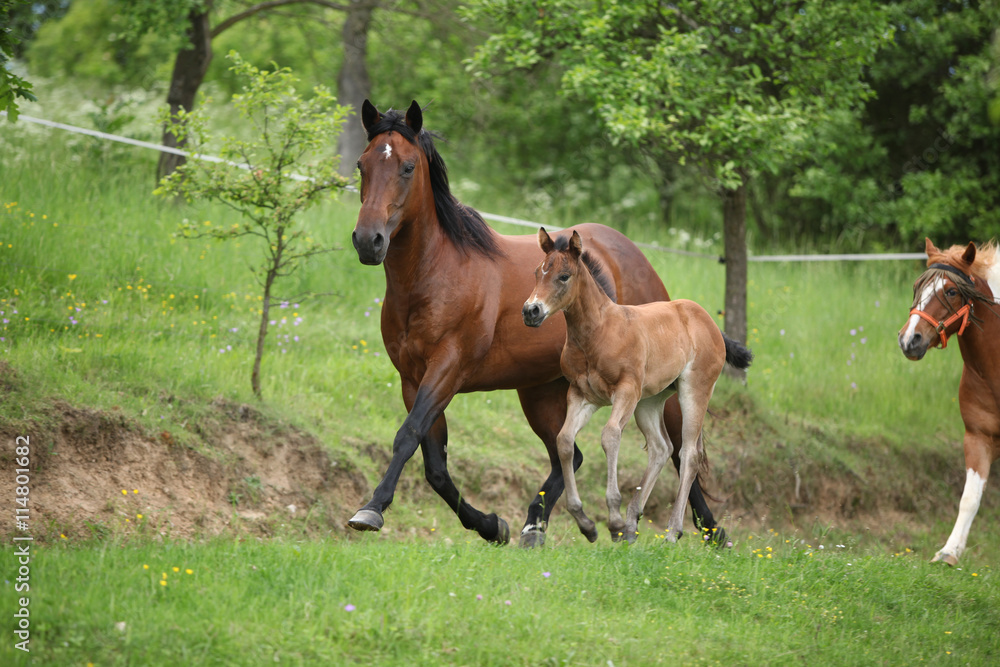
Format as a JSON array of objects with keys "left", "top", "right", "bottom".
[
  {"left": 569, "top": 231, "right": 583, "bottom": 257},
  {"left": 924, "top": 237, "right": 940, "bottom": 259},
  {"left": 962, "top": 241, "right": 977, "bottom": 265},
  {"left": 538, "top": 227, "right": 554, "bottom": 253},
  {"left": 361, "top": 99, "right": 380, "bottom": 134},
  {"left": 405, "top": 100, "right": 423, "bottom": 135}
]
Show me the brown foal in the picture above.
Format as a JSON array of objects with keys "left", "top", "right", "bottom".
[{"left": 523, "top": 228, "right": 752, "bottom": 543}]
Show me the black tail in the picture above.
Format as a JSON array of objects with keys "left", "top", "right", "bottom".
[{"left": 723, "top": 334, "right": 753, "bottom": 370}]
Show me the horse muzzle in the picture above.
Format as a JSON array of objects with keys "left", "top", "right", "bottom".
[
  {"left": 352, "top": 228, "right": 388, "bottom": 266},
  {"left": 522, "top": 301, "right": 548, "bottom": 328},
  {"left": 897, "top": 329, "right": 928, "bottom": 361}
]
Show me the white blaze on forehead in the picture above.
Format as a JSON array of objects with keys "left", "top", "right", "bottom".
[
  {"left": 382, "top": 143, "right": 392, "bottom": 159},
  {"left": 901, "top": 276, "right": 944, "bottom": 343}
]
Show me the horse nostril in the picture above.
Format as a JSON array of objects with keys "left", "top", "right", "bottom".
[
  {"left": 912, "top": 332, "right": 922, "bottom": 344},
  {"left": 373, "top": 233, "right": 384, "bottom": 250},
  {"left": 351, "top": 231, "right": 360, "bottom": 250}
]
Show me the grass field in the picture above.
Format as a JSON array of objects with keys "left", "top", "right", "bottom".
[
  {"left": 1, "top": 534, "right": 997, "bottom": 665},
  {"left": 2, "top": 97, "right": 997, "bottom": 664}
]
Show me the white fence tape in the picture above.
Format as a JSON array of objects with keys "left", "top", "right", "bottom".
[{"left": 3, "top": 110, "right": 927, "bottom": 263}]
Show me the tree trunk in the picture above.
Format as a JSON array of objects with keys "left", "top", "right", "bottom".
[
  {"left": 335, "top": 0, "right": 375, "bottom": 178},
  {"left": 157, "top": 9, "right": 213, "bottom": 182},
  {"left": 722, "top": 178, "right": 748, "bottom": 381}
]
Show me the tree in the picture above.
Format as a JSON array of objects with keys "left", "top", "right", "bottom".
[
  {"left": 778, "top": 1, "right": 1000, "bottom": 247},
  {"left": 469, "top": 0, "right": 890, "bottom": 363},
  {"left": 155, "top": 52, "right": 350, "bottom": 398},
  {"left": 1, "top": 0, "right": 38, "bottom": 121}
]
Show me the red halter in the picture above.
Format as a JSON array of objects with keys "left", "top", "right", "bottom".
[{"left": 908, "top": 303, "right": 972, "bottom": 349}]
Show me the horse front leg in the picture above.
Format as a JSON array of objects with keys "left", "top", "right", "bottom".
[
  {"left": 348, "top": 364, "right": 461, "bottom": 533},
  {"left": 419, "top": 414, "right": 510, "bottom": 544},
  {"left": 603, "top": 388, "right": 640, "bottom": 542},
  {"left": 933, "top": 431, "right": 993, "bottom": 566},
  {"left": 516, "top": 380, "right": 584, "bottom": 548},
  {"left": 556, "top": 387, "right": 600, "bottom": 542}
]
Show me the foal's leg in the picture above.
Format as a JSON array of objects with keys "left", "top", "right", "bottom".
[
  {"left": 603, "top": 387, "right": 641, "bottom": 542},
  {"left": 516, "top": 380, "right": 584, "bottom": 548},
  {"left": 419, "top": 414, "right": 510, "bottom": 544},
  {"left": 664, "top": 398, "right": 725, "bottom": 545},
  {"left": 557, "top": 386, "right": 601, "bottom": 542},
  {"left": 932, "top": 431, "right": 993, "bottom": 566},
  {"left": 622, "top": 395, "right": 672, "bottom": 544},
  {"left": 665, "top": 380, "right": 716, "bottom": 543}
]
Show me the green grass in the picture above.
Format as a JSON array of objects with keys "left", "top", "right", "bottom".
[{"left": 2, "top": 533, "right": 997, "bottom": 666}]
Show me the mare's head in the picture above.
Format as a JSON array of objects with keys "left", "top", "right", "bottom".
[
  {"left": 898, "top": 238, "right": 996, "bottom": 359},
  {"left": 352, "top": 99, "right": 501, "bottom": 265},
  {"left": 523, "top": 228, "right": 615, "bottom": 327}
]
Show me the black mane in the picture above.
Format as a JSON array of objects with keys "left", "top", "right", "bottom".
[
  {"left": 366, "top": 110, "right": 504, "bottom": 259},
  {"left": 551, "top": 235, "right": 618, "bottom": 303}
]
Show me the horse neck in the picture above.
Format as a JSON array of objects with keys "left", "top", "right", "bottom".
[
  {"left": 562, "top": 266, "right": 615, "bottom": 347},
  {"left": 382, "top": 194, "right": 454, "bottom": 293},
  {"left": 957, "top": 298, "right": 1000, "bottom": 379}
]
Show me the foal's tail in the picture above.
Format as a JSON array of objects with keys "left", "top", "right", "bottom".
[{"left": 723, "top": 334, "right": 753, "bottom": 370}]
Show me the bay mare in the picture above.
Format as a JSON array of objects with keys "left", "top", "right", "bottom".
[
  {"left": 348, "top": 99, "right": 727, "bottom": 546},
  {"left": 523, "top": 228, "right": 752, "bottom": 544},
  {"left": 898, "top": 238, "right": 1000, "bottom": 565}
]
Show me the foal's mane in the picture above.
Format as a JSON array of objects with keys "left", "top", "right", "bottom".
[
  {"left": 365, "top": 110, "right": 504, "bottom": 259},
  {"left": 551, "top": 235, "right": 618, "bottom": 303}
]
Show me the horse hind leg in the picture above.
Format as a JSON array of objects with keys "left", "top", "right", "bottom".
[
  {"left": 664, "top": 396, "right": 726, "bottom": 546},
  {"left": 420, "top": 414, "right": 510, "bottom": 545},
  {"left": 665, "top": 379, "right": 715, "bottom": 543},
  {"left": 933, "top": 435, "right": 992, "bottom": 566},
  {"left": 622, "top": 396, "right": 671, "bottom": 544}
]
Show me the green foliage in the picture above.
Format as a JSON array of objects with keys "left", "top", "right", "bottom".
[
  {"left": 26, "top": 0, "right": 178, "bottom": 87},
  {"left": 779, "top": 1, "right": 1000, "bottom": 247},
  {"left": 469, "top": 0, "right": 890, "bottom": 190},
  {"left": 155, "top": 51, "right": 351, "bottom": 396},
  {"left": 1, "top": 0, "right": 38, "bottom": 121}
]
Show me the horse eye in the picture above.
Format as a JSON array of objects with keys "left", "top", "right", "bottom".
[
  {"left": 403, "top": 162, "right": 415, "bottom": 175},
  {"left": 558, "top": 274, "right": 570, "bottom": 283},
  {"left": 946, "top": 288, "right": 958, "bottom": 297}
]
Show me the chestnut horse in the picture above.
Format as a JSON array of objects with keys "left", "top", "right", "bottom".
[
  {"left": 523, "top": 228, "right": 752, "bottom": 543},
  {"left": 348, "top": 99, "right": 726, "bottom": 547},
  {"left": 898, "top": 238, "right": 1000, "bottom": 565}
]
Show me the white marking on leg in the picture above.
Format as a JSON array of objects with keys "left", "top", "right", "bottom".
[
  {"left": 938, "top": 468, "right": 987, "bottom": 561},
  {"left": 382, "top": 143, "right": 392, "bottom": 160},
  {"left": 901, "top": 277, "right": 943, "bottom": 344}
]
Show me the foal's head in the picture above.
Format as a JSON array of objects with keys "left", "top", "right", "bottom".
[{"left": 523, "top": 228, "right": 607, "bottom": 327}]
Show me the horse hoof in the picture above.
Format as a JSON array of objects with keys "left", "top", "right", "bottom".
[
  {"left": 624, "top": 531, "right": 638, "bottom": 545},
  {"left": 583, "top": 527, "right": 598, "bottom": 543},
  {"left": 519, "top": 528, "right": 546, "bottom": 548},
  {"left": 347, "top": 509, "right": 384, "bottom": 532},
  {"left": 703, "top": 527, "right": 728, "bottom": 548},
  {"left": 610, "top": 529, "right": 626, "bottom": 543},
  {"left": 931, "top": 551, "right": 958, "bottom": 567},
  {"left": 492, "top": 517, "right": 511, "bottom": 545}
]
